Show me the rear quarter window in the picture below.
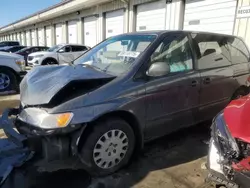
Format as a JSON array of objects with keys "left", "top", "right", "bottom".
[
  {"left": 72, "top": 46, "right": 88, "bottom": 52},
  {"left": 192, "top": 33, "right": 231, "bottom": 70},
  {"left": 228, "top": 37, "right": 250, "bottom": 64}
]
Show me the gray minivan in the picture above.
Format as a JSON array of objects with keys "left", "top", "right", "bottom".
[{"left": 1, "top": 31, "right": 250, "bottom": 176}]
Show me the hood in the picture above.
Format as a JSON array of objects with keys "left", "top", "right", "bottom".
[
  {"left": 20, "top": 65, "right": 115, "bottom": 106},
  {"left": 224, "top": 95, "right": 250, "bottom": 143},
  {"left": 0, "top": 52, "right": 23, "bottom": 59},
  {"left": 29, "top": 51, "right": 52, "bottom": 57}
]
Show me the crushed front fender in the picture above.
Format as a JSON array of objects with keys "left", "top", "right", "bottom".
[{"left": 0, "top": 108, "right": 34, "bottom": 185}]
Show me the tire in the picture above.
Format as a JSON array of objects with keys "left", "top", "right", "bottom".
[
  {"left": 42, "top": 58, "right": 58, "bottom": 65},
  {"left": 79, "top": 118, "right": 135, "bottom": 176},
  {"left": 231, "top": 87, "right": 249, "bottom": 100},
  {"left": 0, "top": 68, "right": 18, "bottom": 93}
]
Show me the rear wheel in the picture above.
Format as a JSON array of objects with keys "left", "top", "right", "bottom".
[
  {"left": 79, "top": 118, "right": 135, "bottom": 176},
  {"left": 0, "top": 68, "right": 18, "bottom": 93}
]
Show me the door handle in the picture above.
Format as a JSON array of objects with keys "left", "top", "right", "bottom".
[
  {"left": 215, "top": 57, "right": 223, "bottom": 61},
  {"left": 203, "top": 77, "right": 211, "bottom": 84},
  {"left": 191, "top": 80, "right": 198, "bottom": 87}
]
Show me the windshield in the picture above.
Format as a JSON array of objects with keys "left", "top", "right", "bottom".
[
  {"left": 74, "top": 35, "right": 156, "bottom": 76},
  {"left": 48, "top": 44, "right": 63, "bottom": 52}
]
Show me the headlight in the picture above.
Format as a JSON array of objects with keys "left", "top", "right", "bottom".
[
  {"left": 18, "top": 108, "right": 73, "bottom": 129},
  {"left": 214, "top": 113, "right": 240, "bottom": 156},
  {"left": 15, "top": 59, "right": 25, "bottom": 71},
  {"left": 35, "top": 55, "right": 44, "bottom": 58}
]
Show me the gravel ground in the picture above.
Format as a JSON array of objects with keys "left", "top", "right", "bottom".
[{"left": 0, "top": 95, "right": 216, "bottom": 188}]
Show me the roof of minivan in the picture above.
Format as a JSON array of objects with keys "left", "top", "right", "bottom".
[{"left": 121, "top": 30, "right": 236, "bottom": 37}]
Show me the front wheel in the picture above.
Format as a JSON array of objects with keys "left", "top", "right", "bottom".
[
  {"left": 0, "top": 68, "right": 18, "bottom": 93},
  {"left": 79, "top": 118, "right": 135, "bottom": 176}
]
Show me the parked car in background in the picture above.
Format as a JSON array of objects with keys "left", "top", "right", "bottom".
[
  {"left": 0, "top": 41, "right": 20, "bottom": 48},
  {"left": 2, "top": 31, "right": 250, "bottom": 177},
  {"left": 16, "top": 46, "right": 49, "bottom": 66},
  {"left": 0, "top": 46, "right": 26, "bottom": 53},
  {"left": 27, "top": 44, "right": 90, "bottom": 66},
  {"left": 0, "top": 52, "right": 26, "bottom": 93},
  {"left": 208, "top": 94, "right": 250, "bottom": 188}
]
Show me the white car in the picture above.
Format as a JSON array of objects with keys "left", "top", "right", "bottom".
[
  {"left": 27, "top": 44, "right": 90, "bottom": 66},
  {"left": 0, "top": 52, "right": 26, "bottom": 93}
]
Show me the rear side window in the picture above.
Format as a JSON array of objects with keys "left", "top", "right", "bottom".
[
  {"left": 71, "top": 45, "right": 88, "bottom": 52},
  {"left": 228, "top": 37, "right": 249, "bottom": 64},
  {"left": 192, "top": 33, "right": 231, "bottom": 70},
  {"left": 9, "top": 42, "right": 19, "bottom": 46}
]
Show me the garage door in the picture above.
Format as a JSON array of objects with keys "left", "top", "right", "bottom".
[
  {"left": 105, "top": 9, "right": 124, "bottom": 38},
  {"left": 56, "top": 23, "right": 63, "bottom": 45},
  {"left": 31, "top": 30, "right": 36, "bottom": 46},
  {"left": 184, "top": 0, "right": 237, "bottom": 35},
  {"left": 26, "top": 31, "right": 31, "bottom": 46},
  {"left": 45, "top": 26, "right": 52, "bottom": 47},
  {"left": 68, "top": 20, "right": 78, "bottom": 44},
  {"left": 136, "top": 1, "right": 166, "bottom": 31},
  {"left": 17, "top": 33, "right": 21, "bottom": 43},
  {"left": 21, "top": 33, "right": 25, "bottom": 45},
  {"left": 84, "top": 16, "right": 97, "bottom": 47},
  {"left": 38, "top": 28, "right": 45, "bottom": 46}
]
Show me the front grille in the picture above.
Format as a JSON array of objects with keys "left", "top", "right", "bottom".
[{"left": 28, "top": 56, "right": 34, "bottom": 61}]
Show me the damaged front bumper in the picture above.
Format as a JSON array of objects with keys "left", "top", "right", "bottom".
[
  {"left": 0, "top": 108, "right": 33, "bottom": 185},
  {"left": 0, "top": 108, "right": 87, "bottom": 185}
]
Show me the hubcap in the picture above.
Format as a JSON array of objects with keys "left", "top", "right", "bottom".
[
  {"left": 0, "top": 73, "right": 10, "bottom": 90},
  {"left": 93, "top": 129, "right": 129, "bottom": 169}
]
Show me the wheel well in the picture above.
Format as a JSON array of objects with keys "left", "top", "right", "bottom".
[
  {"left": 232, "top": 85, "right": 249, "bottom": 99},
  {"left": 42, "top": 57, "right": 58, "bottom": 65},
  {"left": 0, "top": 66, "right": 18, "bottom": 80},
  {"left": 78, "top": 111, "right": 144, "bottom": 155}
]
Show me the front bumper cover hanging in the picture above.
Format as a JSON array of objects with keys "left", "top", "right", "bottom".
[{"left": 0, "top": 108, "right": 34, "bottom": 185}]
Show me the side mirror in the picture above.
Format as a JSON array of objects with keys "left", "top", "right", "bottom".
[
  {"left": 58, "top": 49, "right": 65, "bottom": 53},
  {"left": 146, "top": 62, "right": 170, "bottom": 77}
]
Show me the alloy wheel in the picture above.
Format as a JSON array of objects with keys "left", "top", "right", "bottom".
[{"left": 0, "top": 73, "right": 10, "bottom": 90}]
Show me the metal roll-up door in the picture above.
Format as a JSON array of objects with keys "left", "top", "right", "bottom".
[
  {"left": 184, "top": 0, "right": 237, "bottom": 34},
  {"left": 84, "top": 16, "right": 97, "bottom": 47},
  {"left": 38, "top": 28, "right": 45, "bottom": 46},
  {"left": 21, "top": 32, "right": 25, "bottom": 45},
  {"left": 136, "top": 1, "right": 166, "bottom": 31},
  {"left": 31, "top": 29, "right": 36, "bottom": 46},
  {"left": 105, "top": 9, "right": 124, "bottom": 38},
  {"left": 17, "top": 33, "right": 21, "bottom": 43},
  {"left": 55, "top": 23, "right": 63, "bottom": 45},
  {"left": 26, "top": 31, "right": 31, "bottom": 46},
  {"left": 68, "top": 20, "right": 78, "bottom": 44},
  {"left": 45, "top": 26, "right": 52, "bottom": 47}
]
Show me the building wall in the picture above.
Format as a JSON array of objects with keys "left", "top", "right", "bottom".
[
  {"left": 234, "top": 0, "right": 250, "bottom": 47},
  {"left": 0, "top": 0, "right": 184, "bottom": 46},
  {"left": 3, "top": 0, "right": 250, "bottom": 49}
]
